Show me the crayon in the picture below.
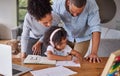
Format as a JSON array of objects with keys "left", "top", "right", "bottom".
[
  {"left": 109, "top": 66, "right": 120, "bottom": 74},
  {"left": 115, "top": 56, "right": 120, "bottom": 62},
  {"left": 111, "top": 62, "right": 120, "bottom": 70},
  {"left": 107, "top": 70, "right": 118, "bottom": 76}
]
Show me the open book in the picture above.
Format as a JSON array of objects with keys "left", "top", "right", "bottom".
[{"left": 23, "top": 55, "right": 56, "bottom": 65}]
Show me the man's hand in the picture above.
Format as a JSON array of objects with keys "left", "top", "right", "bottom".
[
  {"left": 85, "top": 53, "right": 101, "bottom": 63},
  {"left": 32, "top": 41, "right": 41, "bottom": 55}
]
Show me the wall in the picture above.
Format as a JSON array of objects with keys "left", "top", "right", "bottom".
[
  {"left": 96, "top": 0, "right": 120, "bottom": 30},
  {"left": 0, "top": 0, "right": 17, "bottom": 39}
]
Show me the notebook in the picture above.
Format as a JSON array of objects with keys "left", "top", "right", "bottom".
[
  {"left": 24, "top": 55, "right": 56, "bottom": 65},
  {"left": 0, "top": 44, "right": 32, "bottom": 76}
]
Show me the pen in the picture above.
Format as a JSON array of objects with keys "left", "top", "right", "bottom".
[{"left": 67, "top": 52, "right": 74, "bottom": 56}]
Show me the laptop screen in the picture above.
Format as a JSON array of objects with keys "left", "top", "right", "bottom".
[
  {"left": 0, "top": 44, "right": 32, "bottom": 76},
  {"left": 0, "top": 44, "right": 12, "bottom": 76}
]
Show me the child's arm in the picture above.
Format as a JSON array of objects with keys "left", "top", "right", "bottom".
[
  {"left": 70, "top": 50, "right": 82, "bottom": 62},
  {"left": 46, "top": 51, "right": 72, "bottom": 61}
]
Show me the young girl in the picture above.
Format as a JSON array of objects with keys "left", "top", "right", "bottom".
[{"left": 43, "top": 26, "right": 82, "bottom": 62}]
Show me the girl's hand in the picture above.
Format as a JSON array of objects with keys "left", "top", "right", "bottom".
[
  {"left": 66, "top": 55, "right": 72, "bottom": 61},
  {"left": 73, "top": 57, "right": 80, "bottom": 63},
  {"left": 75, "top": 53, "right": 83, "bottom": 61}
]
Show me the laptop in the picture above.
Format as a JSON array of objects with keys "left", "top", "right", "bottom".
[{"left": 0, "top": 44, "right": 32, "bottom": 76}]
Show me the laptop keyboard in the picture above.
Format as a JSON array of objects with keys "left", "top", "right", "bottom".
[{"left": 12, "top": 69, "right": 21, "bottom": 75}]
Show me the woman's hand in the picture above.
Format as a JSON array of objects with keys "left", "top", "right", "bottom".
[
  {"left": 20, "top": 52, "right": 26, "bottom": 58},
  {"left": 32, "top": 41, "right": 41, "bottom": 55}
]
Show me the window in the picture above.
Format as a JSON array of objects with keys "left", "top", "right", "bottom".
[
  {"left": 17, "top": 0, "right": 53, "bottom": 26},
  {"left": 17, "top": 0, "right": 28, "bottom": 26}
]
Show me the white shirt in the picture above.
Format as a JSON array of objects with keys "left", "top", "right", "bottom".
[{"left": 45, "top": 45, "right": 72, "bottom": 56}]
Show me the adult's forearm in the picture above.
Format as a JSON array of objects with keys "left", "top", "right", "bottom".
[
  {"left": 21, "top": 37, "right": 28, "bottom": 53},
  {"left": 91, "top": 32, "right": 101, "bottom": 54}
]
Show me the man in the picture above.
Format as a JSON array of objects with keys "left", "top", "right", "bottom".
[
  {"left": 52, "top": 0, "right": 101, "bottom": 63},
  {"left": 21, "top": 0, "right": 61, "bottom": 58}
]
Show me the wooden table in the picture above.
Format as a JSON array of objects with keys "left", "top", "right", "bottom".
[
  {"left": 0, "top": 40, "right": 10, "bottom": 44},
  {"left": 12, "top": 57, "right": 108, "bottom": 76}
]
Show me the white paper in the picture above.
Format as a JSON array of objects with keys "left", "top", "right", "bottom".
[
  {"left": 56, "top": 61, "right": 80, "bottom": 67},
  {"left": 30, "top": 66, "right": 77, "bottom": 76},
  {"left": 23, "top": 55, "right": 56, "bottom": 64}
]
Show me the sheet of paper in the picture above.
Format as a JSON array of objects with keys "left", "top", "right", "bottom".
[
  {"left": 30, "top": 66, "right": 77, "bottom": 76},
  {"left": 56, "top": 61, "right": 80, "bottom": 67},
  {"left": 23, "top": 55, "right": 56, "bottom": 64},
  {"left": 24, "top": 55, "right": 40, "bottom": 63}
]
